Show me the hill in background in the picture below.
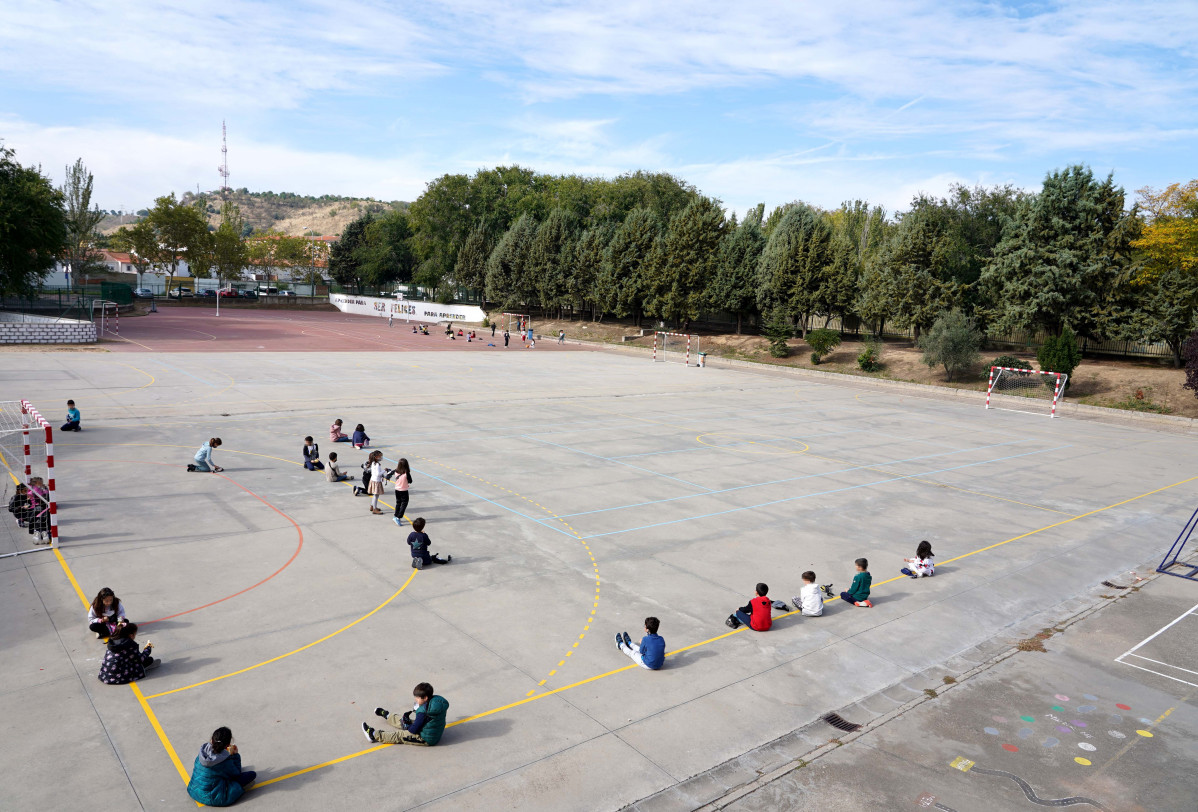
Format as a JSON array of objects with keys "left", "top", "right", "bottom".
[{"left": 98, "top": 189, "right": 409, "bottom": 237}]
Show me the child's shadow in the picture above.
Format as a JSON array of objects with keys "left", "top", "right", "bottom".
[
  {"left": 154, "top": 655, "right": 222, "bottom": 676},
  {"left": 664, "top": 648, "right": 717, "bottom": 668},
  {"left": 442, "top": 718, "right": 512, "bottom": 743}
]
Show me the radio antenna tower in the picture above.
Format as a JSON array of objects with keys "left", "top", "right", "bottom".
[{"left": 217, "top": 120, "right": 231, "bottom": 196}]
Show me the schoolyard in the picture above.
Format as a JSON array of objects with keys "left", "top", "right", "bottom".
[{"left": 3, "top": 317, "right": 1197, "bottom": 810}]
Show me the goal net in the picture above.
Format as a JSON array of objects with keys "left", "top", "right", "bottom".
[
  {"left": 502, "top": 313, "right": 531, "bottom": 337},
  {"left": 985, "top": 366, "right": 1068, "bottom": 418},
  {"left": 0, "top": 400, "right": 60, "bottom": 551},
  {"left": 653, "top": 332, "right": 699, "bottom": 365}
]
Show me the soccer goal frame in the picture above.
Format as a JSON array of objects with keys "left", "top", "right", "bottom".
[
  {"left": 502, "top": 313, "right": 531, "bottom": 336},
  {"left": 0, "top": 400, "right": 60, "bottom": 549},
  {"left": 985, "top": 366, "right": 1068, "bottom": 418},
  {"left": 1157, "top": 504, "right": 1198, "bottom": 582},
  {"left": 92, "top": 299, "right": 119, "bottom": 337},
  {"left": 652, "top": 332, "right": 699, "bottom": 365}
]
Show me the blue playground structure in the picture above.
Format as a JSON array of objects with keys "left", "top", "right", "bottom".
[{"left": 1158, "top": 506, "right": 1198, "bottom": 581}]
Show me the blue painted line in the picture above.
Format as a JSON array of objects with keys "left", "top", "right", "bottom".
[
  {"left": 153, "top": 359, "right": 216, "bottom": 386},
  {"left": 551, "top": 439, "right": 1031, "bottom": 519},
  {"left": 578, "top": 444, "right": 1071, "bottom": 539},
  {"left": 524, "top": 435, "right": 712, "bottom": 491}
]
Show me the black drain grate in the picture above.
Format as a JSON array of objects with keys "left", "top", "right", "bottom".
[
  {"left": 1101, "top": 580, "right": 1129, "bottom": 590},
  {"left": 822, "top": 712, "right": 862, "bottom": 732}
]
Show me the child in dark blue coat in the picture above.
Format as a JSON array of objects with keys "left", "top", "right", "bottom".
[
  {"left": 406, "top": 517, "right": 451, "bottom": 568},
  {"left": 187, "top": 727, "right": 255, "bottom": 806},
  {"left": 302, "top": 436, "right": 324, "bottom": 471}
]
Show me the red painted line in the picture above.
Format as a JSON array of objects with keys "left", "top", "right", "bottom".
[{"left": 67, "top": 459, "right": 303, "bottom": 624}]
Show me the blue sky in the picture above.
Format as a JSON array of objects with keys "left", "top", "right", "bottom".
[{"left": 2, "top": 1, "right": 1195, "bottom": 217}]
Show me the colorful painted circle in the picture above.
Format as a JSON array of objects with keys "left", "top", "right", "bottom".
[
  {"left": 1020, "top": 715, "right": 1035, "bottom": 723},
  {"left": 1072, "top": 721, "right": 1087, "bottom": 728},
  {"left": 1108, "top": 731, "right": 1126, "bottom": 739},
  {"left": 1078, "top": 742, "right": 1097, "bottom": 752},
  {"left": 992, "top": 716, "right": 1007, "bottom": 723},
  {"left": 1018, "top": 728, "right": 1034, "bottom": 739},
  {"left": 1136, "top": 730, "right": 1154, "bottom": 738},
  {"left": 1002, "top": 744, "right": 1019, "bottom": 752},
  {"left": 1077, "top": 705, "right": 1096, "bottom": 713},
  {"left": 1140, "top": 718, "right": 1153, "bottom": 725},
  {"left": 1055, "top": 694, "right": 1070, "bottom": 701},
  {"left": 1075, "top": 757, "right": 1092, "bottom": 766},
  {"left": 984, "top": 727, "right": 1000, "bottom": 735},
  {"left": 1115, "top": 703, "right": 1131, "bottom": 710},
  {"left": 1083, "top": 694, "right": 1098, "bottom": 701},
  {"left": 1043, "top": 738, "right": 1060, "bottom": 748},
  {"left": 1051, "top": 705, "right": 1065, "bottom": 712},
  {"left": 1057, "top": 726, "right": 1073, "bottom": 734}
]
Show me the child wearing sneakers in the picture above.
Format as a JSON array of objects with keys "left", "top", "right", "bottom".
[
  {"left": 302, "top": 436, "right": 324, "bottom": 471},
  {"left": 840, "top": 558, "right": 873, "bottom": 607},
  {"left": 406, "top": 517, "right": 450, "bottom": 568},
  {"left": 8, "top": 483, "right": 29, "bottom": 527},
  {"left": 362, "top": 682, "right": 450, "bottom": 746},
  {"left": 61, "top": 399, "right": 81, "bottom": 431},
  {"left": 901, "top": 540, "right": 935, "bottom": 578},
  {"left": 326, "top": 452, "right": 349, "bottom": 482},
  {"left": 726, "top": 583, "right": 774, "bottom": 630},
  {"left": 615, "top": 617, "right": 665, "bottom": 670}
]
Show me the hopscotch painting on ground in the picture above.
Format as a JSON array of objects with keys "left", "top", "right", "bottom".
[{"left": 986, "top": 366, "right": 1068, "bottom": 418}]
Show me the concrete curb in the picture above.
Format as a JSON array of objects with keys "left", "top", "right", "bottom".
[{"left": 563, "top": 337, "right": 1198, "bottom": 435}]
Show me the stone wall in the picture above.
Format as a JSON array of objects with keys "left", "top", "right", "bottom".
[{"left": 0, "top": 313, "right": 97, "bottom": 344}]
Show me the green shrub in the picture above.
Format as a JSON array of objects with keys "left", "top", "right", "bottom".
[
  {"left": 805, "top": 328, "right": 841, "bottom": 364},
  {"left": 1037, "top": 328, "right": 1082, "bottom": 388},
  {"left": 918, "top": 309, "right": 982, "bottom": 382},
  {"left": 858, "top": 340, "right": 883, "bottom": 372},
  {"left": 764, "top": 310, "right": 792, "bottom": 358},
  {"left": 481, "top": 315, "right": 490, "bottom": 328},
  {"left": 989, "top": 355, "right": 1032, "bottom": 372}
]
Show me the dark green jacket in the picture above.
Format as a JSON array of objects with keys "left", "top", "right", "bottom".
[
  {"left": 847, "top": 571, "right": 872, "bottom": 602},
  {"left": 420, "top": 695, "right": 449, "bottom": 745}
]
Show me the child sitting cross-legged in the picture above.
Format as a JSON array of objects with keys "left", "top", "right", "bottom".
[
  {"left": 406, "top": 517, "right": 450, "bottom": 568},
  {"left": 726, "top": 582, "right": 775, "bottom": 630},
  {"left": 840, "top": 558, "right": 873, "bottom": 607},
  {"left": 901, "top": 540, "right": 936, "bottom": 578}
]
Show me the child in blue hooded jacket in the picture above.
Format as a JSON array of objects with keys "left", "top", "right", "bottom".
[{"left": 187, "top": 727, "right": 255, "bottom": 806}]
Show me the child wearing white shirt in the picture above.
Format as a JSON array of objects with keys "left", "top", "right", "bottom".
[
  {"left": 787, "top": 571, "right": 825, "bottom": 616},
  {"left": 901, "top": 540, "right": 936, "bottom": 578}
]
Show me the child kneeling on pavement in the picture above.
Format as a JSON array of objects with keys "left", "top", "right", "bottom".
[{"left": 363, "top": 682, "right": 449, "bottom": 746}]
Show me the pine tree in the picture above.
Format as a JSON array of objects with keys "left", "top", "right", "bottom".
[
  {"left": 712, "top": 217, "right": 765, "bottom": 333},
  {"left": 484, "top": 214, "right": 538, "bottom": 312},
  {"left": 646, "top": 197, "right": 727, "bottom": 328},
  {"left": 454, "top": 225, "right": 491, "bottom": 292},
  {"left": 600, "top": 207, "right": 661, "bottom": 324},
  {"left": 876, "top": 207, "right": 959, "bottom": 341},
  {"left": 755, "top": 204, "right": 833, "bottom": 337},
  {"left": 528, "top": 207, "right": 577, "bottom": 317}
]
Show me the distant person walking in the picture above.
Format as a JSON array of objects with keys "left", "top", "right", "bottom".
[
  {"left": 491, "top": 323, "right": 496, "bottom": 337},
  {"left": 557, "top": 330, "right": 565, "bottom": 344},
  {"left": 503, "top": 330, "right": 510, "bottom": 347}
]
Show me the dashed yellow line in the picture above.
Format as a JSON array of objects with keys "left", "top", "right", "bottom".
[{"left": 413, "top": 455, "right": 600, "bottom": 696}]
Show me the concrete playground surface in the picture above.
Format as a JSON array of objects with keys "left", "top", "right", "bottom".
[{"left": 2, "top": 341, "right": 1197, "bottom": 811}]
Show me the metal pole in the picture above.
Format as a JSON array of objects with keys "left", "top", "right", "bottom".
[{"left": 44, "top": 424, "right": 58, "bottom": 546}]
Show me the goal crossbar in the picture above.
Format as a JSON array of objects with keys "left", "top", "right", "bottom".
[
  {"left": 985, "top": 366, "right": 1067, "bottom": 418},
  {"left": 501, "top": 313, "right": 531, "bottom": 336},
  {"left": 0, "top": 400, "right": 60, "bottom": 550},
  {"left": 652, "top": 332, "right": 699, "bottom": 365}
]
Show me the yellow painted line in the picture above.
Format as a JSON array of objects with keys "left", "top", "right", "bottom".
[
  {"left": 146, "top": 569, "right": 417, "bottom": 699},
  {"left": 106, "top": 333, "right": 156, "bottom": 351},
  {"left": 1097, "top": 701, "right": 1184, "bottom": 776},
  {"left": 110, "top": 362, "right": 157, "bottom": 395},
  {"left": 254, "top": 741, "right": 392, "bottom": 789},
  {"left": 51, "top": 546, "right": 193, "bottom": 790},
  {"left": 132, "top": 681, "right": 192, "bottom": 786},
  {"left": 248, "top": 471, "right": 1198, "bottom": 789}
]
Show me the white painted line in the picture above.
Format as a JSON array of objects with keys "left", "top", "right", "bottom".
[
  {"left": 1113, "top": 601, "right": 1198, "bottom": 662},
  {"left": 1125, "top": 653, "right": 1198, "bottom": 678},
  {"left": 1115, "top": 659, "right": 1198, "bottom": 689}
]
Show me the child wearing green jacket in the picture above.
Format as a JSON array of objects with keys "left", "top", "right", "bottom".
[
  {"left": 187, "top": 727, "right": 255, "bottom": 806},
  {"left": 839, "top": 558, "right": 873, "bottom": 607},
  {"left": 363, "top": 682, "right": 450, "bottom": 746}
]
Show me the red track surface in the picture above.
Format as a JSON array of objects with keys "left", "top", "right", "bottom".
[{"left": 103, "top": 309, "right": 583, "bottom": 353}]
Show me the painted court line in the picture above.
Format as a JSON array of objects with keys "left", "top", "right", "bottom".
[
  {"left": 1115, "top": 601, "right": 1198, "bottom": 688},
  {"left": 524, "top": 435, "right": 713, "bottom": 491}
]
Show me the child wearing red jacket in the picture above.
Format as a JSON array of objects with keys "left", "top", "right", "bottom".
[{"left": 726, "top": 582, "right": 774, "bottom": 630}]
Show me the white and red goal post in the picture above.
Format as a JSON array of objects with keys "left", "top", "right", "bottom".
[
  {"left": 502, "top": 313, "right": 531, "bottom": 336},
  {"left": 0, "top": 400, "right": 59, "bottom": 548},
  {"left": 652, "top": 332, "right": 699, "bottom": 365},
  {"left": 985, "top": 366, "right": 1068, "bottom": 418}
]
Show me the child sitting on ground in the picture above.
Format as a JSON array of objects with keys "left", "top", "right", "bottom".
[
  {"left": 26, "top": 477, "right": 50, "bottom": 544},
  {"left": 8, "top": 483, "right": 29, "bottom": 527},
  {"left": 329, "top": 418, "right": 351, "bottom": 443},
  {"left": 88, "top": 587, "right": 127, "bottom": 638},
  {"left": 786, "top": 571, "right": 826, "bottom": 616},
  {"left": 302, "top": 436, "right": 324, "bottom": 471},
  {"left": 726, "top": 583, "right": 774, "bottom": 630},
  {"left": 840, "top": 558, "right": 873, "bottom": 607},
  {"left": 362, "top": 682, "right": 450, "bottom": 746},
  {"left": 406, "top": 517, "right": 450, "bottom": 568},
  {"left": 97, "top": 621, "right": 158, "bottom": 684},
  {"left": 61, "top": 399, "right": 81, "bottom": 432},
  {"left": 187, "top": 727, "right": 256, "bottom": 806},
  {"left": 326, "top": 452, "right": 349, "bottom": 482},
  {"left": 352, "top": 423, "right": 370, "bottom": 449},
  {"left": 616, "top": 616, "right": 665, "bottom": 670},
  {"left": 901, "top": 540, "right": 935, "bottom": 578}
]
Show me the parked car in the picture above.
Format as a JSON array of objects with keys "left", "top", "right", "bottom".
[
  {"left": 168, "top": 287, "right": 194, "bottom": 298},
  {"left": 199, "top": 289, "right": 217, "bottom": 298},
  {"left": 238, "top": 289, "right": 258, "bottom": 299},
  {"left": 133, "top": 288, "right": 155, "bottom": 298},
  {"left": 278, "top": 290, "right": 296, "bottom": 297},
  {"left": 218, "top": 289, "right": 239, "bottom": 298}
]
